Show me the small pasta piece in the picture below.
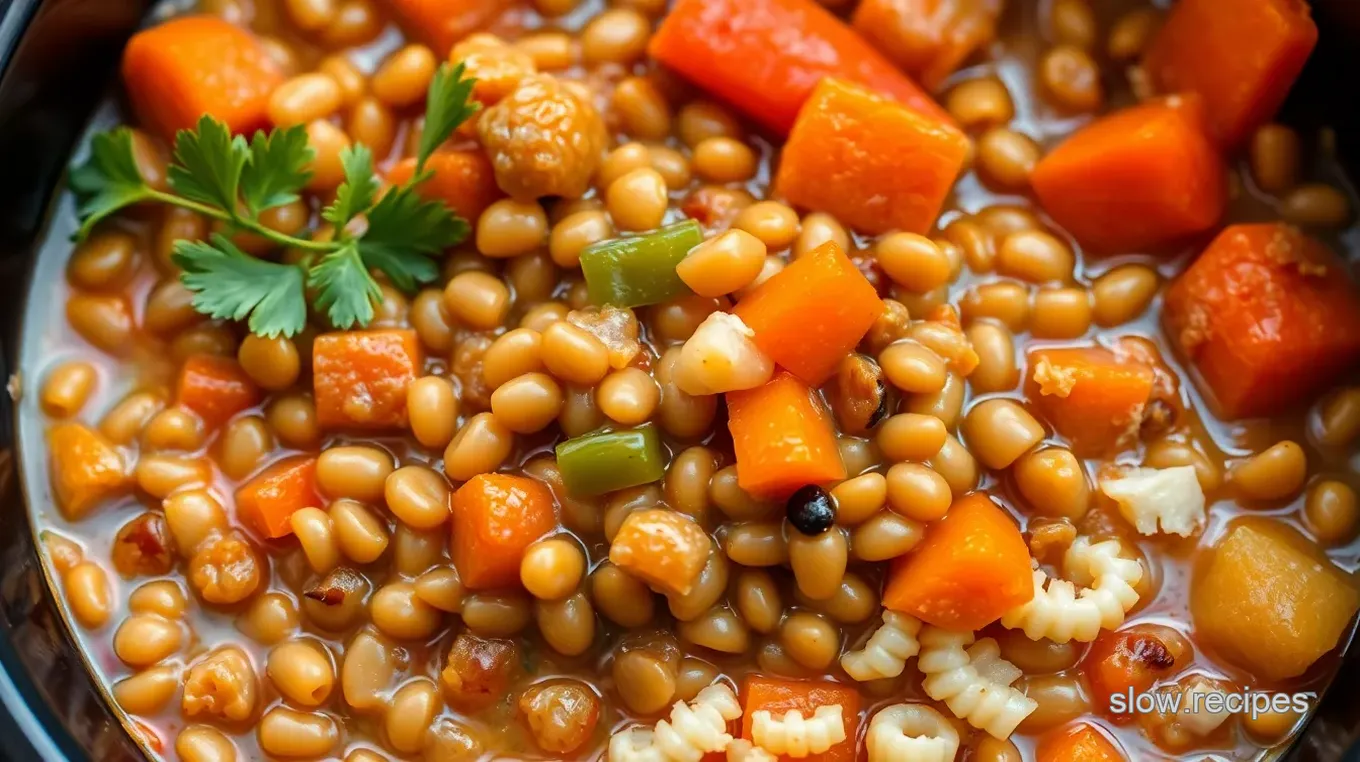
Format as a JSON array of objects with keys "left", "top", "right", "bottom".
[
  {"left": 918, "top": 627, "right": 1037, "bottom": 739},
  {"left": 1098, "top": 465, "right": 1205, "bottom": 537},
  {"left": 866, "top": 704, "right": 960, "bottom": 762},
  {"left": 749, "top": 705, "right": 846, "bottom": 758},
  {"left": 841, "top": 610, "right": 922, "bottom": 681},
  {"left": 1000, "top": 537, "right": 1143, "bottom": 643},
  {"left": 726, "top": 740, "right": 778, "bottom": 762},
  {"left": 609, "top": 684, "right": 743, "bottom": 762}
]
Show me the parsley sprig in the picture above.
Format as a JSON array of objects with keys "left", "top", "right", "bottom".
[{"left": 69, "top": 63, "right": 480, "bottom": 338}]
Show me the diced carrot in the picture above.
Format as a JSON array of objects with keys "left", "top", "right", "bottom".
[
  {"left": 1143, "top": 0, "right": 1317, "bottom": 147},
  {"left": 1028, "top": 346, "right": 1155, "bottom": 456},
  {"left": 48, "top": 423, "right": 128, "bottom": 519},
  {"left": 313, "top": 330, "right": 424, "bottom": 430},
  {"left": 774, "top": 78, "right": 969, "bottom": 237},
  {"left": 386, "top": 150, "right": 503, "bottom": 221},
  {"left": 609, "top": 509, "right": 711, "bottom": 597},
  {"left": 882, "top": 493, "right": 1033, "bottom": 630},
  {"left": 121, "top": 16, "right": 283, "bottom": 140},
  {"left": 1162, "top": 223, "right": 1360, "bottom": 419},
  {"left": 733, "top": 240, "right": 885, "bottom": 385},
  {"left": 1030, "top": 97, "right": 1226, "bottom": 253},
  {"left": 384, "top": 0, "right": 515, "bottom": 53},
  {"left": 852, "top": 0, "right": 1005, "bottom": 90},
  {"left": 1036, "top": 723, "right": 1127, "bottom": 762},
  {"left": 452, "top": 474, "right": 558, "bottom": 590},
  {"left": 739, "top": 677, "right": 861, "bottom": 762},
  {"left": 726, "top": 372, "right": 846, "bottom": 499},
  {"left": 647, "top": 0, "right": 950, "bottom": 135},
  {"left": 176, "top": 355, "right": 262, "bottom": 429},
  {"left": 235, "top": 456, "right": 322, "bottom": 539}
]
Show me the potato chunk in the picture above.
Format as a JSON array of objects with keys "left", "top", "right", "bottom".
[
  {"left": 1192, "top": 520, "right": 1359, "bottom": 681},
  {"left": 609, "top": 509, "right": 710, "bottom": 597}
]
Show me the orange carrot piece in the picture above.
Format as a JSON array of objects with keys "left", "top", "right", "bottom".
[
  {"left": 882, "top": 493, "right": 1033, "bottom": 630},
  {"left": 1036, "top": 723, "right": 1127, "bottom": 762},
  {"left": 1031, "top": 97, "right": 1226, "bottom": 253},
  {"left": 774, "top": 78, "right": 969, "bottom": 237},
  {"left": 1143, "top": 0, "right": 1317, "bottom": 147},
  {"left": 1028, "top": 346, "right": 1155, "bottom": 456},
  {"left": 176, "top": 355, "right": 262, "bottom": 429},
  {"left": 384, "top": 0, "right": 515, "bottom": 54},
  {"left": 739, "top": 677, "right": 861, "bottom": 762},
  {"left": 727, "top": 372, "right": 846, "bottom": 499},
  {"left": 313, "top": 330, "right": 424, "bottom": 430},
  {"left": 452, "top": 474, "right": 558, "bottom": 590},
  {"left": 48, "top": 423, "right": 128, "bottom": 519},
  {"left": 1163, "top": 224, "right": 1360, "bottom": 419},
  {"left": 852, "top": 0, "right": 1005, "bottom": 90},
  {"left": 647, "top": 0, "right": 950, "bottom": 135},
  {"left": 235, "top": 456, "right": 322, "bottom": 539},
  {"left": 121, "top": 16, "right": 283, "bottom": 140},
  {"left": 386, "top": 150, "right": 503, "bottom": 221},
  {"left": 733, "top": 240, "right": 885, "bottom": 385}
]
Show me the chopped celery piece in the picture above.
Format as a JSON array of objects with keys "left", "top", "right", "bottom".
[
  {"left": 579, "top": 220, "right": 703, "bottom": 307},
  {"left": 555, "top": 425, "right": 665, "bottom": 496}
]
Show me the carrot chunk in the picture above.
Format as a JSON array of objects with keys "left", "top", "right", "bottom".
[
  {"left": 774, "top": 78, "right": 969, "bottom": 237},
  {"left": 852, "top": 0, "right": 1005, "bottom": 90},
  {"left": 177, "top": 355, "right": 262, "bottom": 429},
  {"left": 1143, "top": 0, "right": 1317, "bottom": 147},
  {"left": 647, "top": 0, "right": 949, "bottom": 135},
  {"left": 739, "top": 677, "right": 860, "bottom": 762},
  {"left": 313, "top": 330, "right": 424, "bottom": 430},
  {"left": 386, "top": 150, "right": 503, "bottom": 222},
  {"left": 609, "top": 509, "right": 711, "bottom": 597},
  {"left": 1028, "top": 346, "right": 1155, "bottom": 457},
  {"left": 235, "top": 456, "right": 322, "bottom": 539},
  {"left": 1163, "top": 223, "right": 1360, "bottom": 419},
  {"left": 1031, "top": 98, "right": 1226, "bottom": 253},
  {"left": 882, "top": 493, "right": 1033, "bottom": 630},
  {"left": 49, "top": 423, "right": 128, "bottom": 519},
  {"left": 733, "top": 240, "right": 885, "bottom": 386},
  {"left": 727, "top": 372, "right": 846, "bottom": 499},
  {"left": 121, "top": 16, "right": 283, "bottom": 140},
  {"left": 385, "top": 0, "right": 514, "bottom": 53},
  {"left": 452, "top": 474, "right": 557, "bottom": 590},
  {"left": 1036, "top": 723, "right": 1127, "bottom": 762}
]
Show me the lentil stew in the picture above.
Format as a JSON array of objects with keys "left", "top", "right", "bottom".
[{"left": 17, "top": 0, "right": 1360, "bottom": 760}]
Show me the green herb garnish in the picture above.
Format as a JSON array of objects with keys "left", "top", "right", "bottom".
[{"left": 69, "top": 63, "right": 481, "bottom": 338}]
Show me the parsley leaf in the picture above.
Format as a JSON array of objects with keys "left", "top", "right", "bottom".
[
  {"left": 172, "top": 234, "right": 308, "bottom": 338},
  {"left": 240, "top": 125, "right": 314, "bottom": 215},
  {"left": 359, "top": 183, "right": 467, "bottom": 291},
  {"left": 309, "top": 243, "right": 381, "bottom": 329},
  {"left": 168, "top": 115, "right": 249, "bottom": 212},
  {"left": 322, "top": 145, "right": 379, "bottom": 231},
  {"left": 68, "top": 129, "right": 153, "bottom": 240},
  {"left": 417, "top": 62, "right": 480, "bottom": 173}
]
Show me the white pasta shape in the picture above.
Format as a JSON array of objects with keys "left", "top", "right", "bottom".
[
  {"left": 1175, "top": 676, "right": 1234, "bottom": 737},
  {"left": 866, "top": 703, "right": 960, "bottom": 762},
  {"left": 841, "top": 610, "right": 923, "bottom": 681},
  {"left": 918, "top": 627, "right": 1037, "bottom": 740},
  {"left": 726, "top": 740, "right": 778, "bottom": 762},
  {"left": 750, "top": 705, "right": 846, "bottom": 758},
  {"left": 999, "top": 538, "right": 1143, "bottom": 644},
  {"left": 609, "top": 684, "right": 743, "bottom": 762}
]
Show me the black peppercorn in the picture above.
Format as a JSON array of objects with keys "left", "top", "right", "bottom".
[{"left": 786, "top": 485, "right": 836, "bottom": 535}]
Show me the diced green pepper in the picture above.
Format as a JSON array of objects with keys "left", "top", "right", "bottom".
[
  {"left": 555, "top": 425, "right": 665, "bottom": 496},
  {"left": 579, "top": 220, "right": 703, "bottom": 308}
]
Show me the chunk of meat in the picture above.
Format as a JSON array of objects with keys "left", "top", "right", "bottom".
[
  {"left": 441, "top": 632, "right": 520, "bottom": 711},
  {"left": 477, "top": 74, "right": 607, "bottom": 200}
]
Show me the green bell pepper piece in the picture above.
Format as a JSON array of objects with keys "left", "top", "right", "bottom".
[
  {"left": 579, "top": 220, "right": 703, "bottom": 308},
  {"left": 555, "top": 425, "right": 665, "bottom": 496}
]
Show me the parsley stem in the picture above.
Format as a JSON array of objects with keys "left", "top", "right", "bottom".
[{"left": 144, "top": 189, "right": 336, "bottom": 253}]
